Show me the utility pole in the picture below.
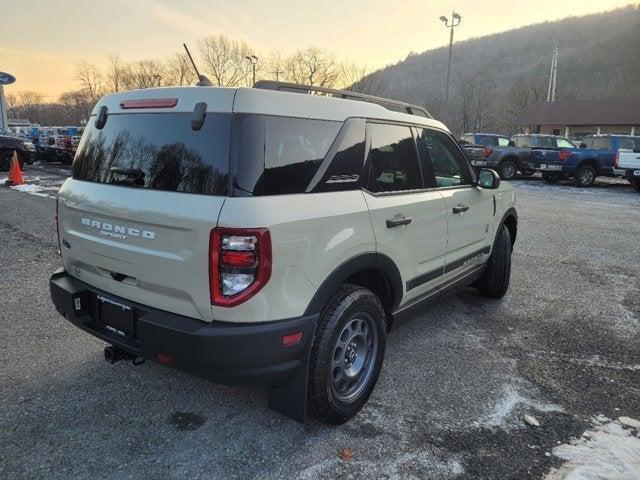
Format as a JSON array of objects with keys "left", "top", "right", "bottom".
[
  {"left": 245, "top": 55, "right": 258, "bottom": 86},
  {"left": 547, "top": 45, "right": 559, "bottom": 102},
  {"left": 439, "top": 11, "right": 462, "bottom": 116}
]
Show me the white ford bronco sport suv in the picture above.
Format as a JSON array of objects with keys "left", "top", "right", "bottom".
[{"left": 50, "top": 81, "right": 517, "bottom": 424}]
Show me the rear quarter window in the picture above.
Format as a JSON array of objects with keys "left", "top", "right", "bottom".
[{"left": 233, "top": 115, "right": 342, "bottom": 196}]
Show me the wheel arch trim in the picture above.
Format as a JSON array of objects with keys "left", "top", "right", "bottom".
[{"left": 303, "top": 252, "right": 403, "bottom": 315}]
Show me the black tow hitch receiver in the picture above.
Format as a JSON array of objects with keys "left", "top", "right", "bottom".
[{"left": 104, "top": 345, "right": 144, "bottom": 365}]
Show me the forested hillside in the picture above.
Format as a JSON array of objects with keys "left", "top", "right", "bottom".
[{"left": 354, "top": 5, "right": 640, "bottom": 135}]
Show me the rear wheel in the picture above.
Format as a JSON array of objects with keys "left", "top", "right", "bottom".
[
  {"left": 477, "top": 225, "right": 511, "bottom": 298},
  {"left": 574, "top": 165, "right": 596, "bottom": 187},
  {"left": 498, "top": 160, "right": 517, "bottom": 180},
  {"left": 307, "top": 285, "right": 386, "bottom": 424}
]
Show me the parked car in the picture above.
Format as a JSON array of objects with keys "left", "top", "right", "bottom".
[
  {"left": 532, "top": 134, "right": 640, "bottom": 187},
  {"left": 49, "top": 82, "right": 517, "bottom": 424},
  {"left": 458, "top": 133, "right": 575, "bottom": 180},
  {"left": 613, "top": 137, "right": 640, "bottom": 191},
  {"left": 0, "top": 127, "right": 37, "bottom": 171}
]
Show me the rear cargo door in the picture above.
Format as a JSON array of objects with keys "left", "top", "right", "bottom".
[{"left": 58, "top": 101, "right": 234, "bottom": 322}]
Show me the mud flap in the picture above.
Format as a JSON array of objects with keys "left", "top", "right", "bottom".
[{"left": 267, "top": 338, "right": 313, "bottom": 423}]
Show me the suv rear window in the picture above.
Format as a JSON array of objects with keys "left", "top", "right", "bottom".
[{"left": 73, "top": 113, "right": 231, "bottom": 195}]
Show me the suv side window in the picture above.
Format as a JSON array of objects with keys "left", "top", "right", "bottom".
[
  {"left": 417, "top": 128, "right": 473, "bottom": 188},
  {"left": 366, "top": 123, "right": 422, "bottom": 193}
]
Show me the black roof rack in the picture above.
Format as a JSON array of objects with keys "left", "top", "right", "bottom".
[{"left": 253, "top": 80, "right": 432, "bottom": 119}]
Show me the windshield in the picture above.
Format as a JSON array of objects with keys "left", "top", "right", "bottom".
[{"left": 72, "top": 113, "right": 231, "bottom": 195}]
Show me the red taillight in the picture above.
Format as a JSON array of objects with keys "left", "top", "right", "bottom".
[
  {"left": 558, "top": 149, "right": 571, "bottom": 161},
  {"left": 614, "top": 150, "right": 620, "bottom": 167},
  {"left": 221, "top": 251, "right": 257, "bottom": 268},
  {"left": 120, "top": 98, "right": 178, "bottom": 109},
  {"left": 209, "top": 228, "right": 272, "bottom": 307},
  {"left": 483, "top": 147, "right": 493, "bottom": 158}
]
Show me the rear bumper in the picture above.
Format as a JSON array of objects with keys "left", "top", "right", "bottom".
[{"left": 49, "top": 269, "right": 318, "bottom": 387}]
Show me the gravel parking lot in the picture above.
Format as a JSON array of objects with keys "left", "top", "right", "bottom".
[{"left": 1, "top": 164, "right": 639, "bottom": 479}]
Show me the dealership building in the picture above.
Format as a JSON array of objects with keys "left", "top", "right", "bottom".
[{"left": 516, "top": 97, "right": 640, "bottom": 140}]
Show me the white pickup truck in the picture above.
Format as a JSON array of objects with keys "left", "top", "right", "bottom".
[{"left": 615, "top": 143, "right": 640, "bottom": 192}]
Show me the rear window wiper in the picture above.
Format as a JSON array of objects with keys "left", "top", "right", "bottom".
[{"left": 109, "top": 167, "right": 146, "bottom": 186}]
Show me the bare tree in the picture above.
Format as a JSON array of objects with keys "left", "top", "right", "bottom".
[
  {"left": 343, "top": 63, "right": 389, "bottom": 96},
  {"left": 454, "top": 71, "right": 494, "bottom": 134},
  {"left": 122, "top": 60, "right": 165, "bottom": 89},
  {"left": 198, "top": 34, "right": 253, "bottom": 87},
  {"left": 265, "top": 51, "right": 288, "bottom": 82},
  {"left": 164, "top": 52, "right": 197, "bottom": 86},
  {"left": 286, "top": 47, "right": 339, "bottom": 87},
  {"left": 59, "top": 90, "right": 93, "bottom": 124},
  {"left": 105, "top": 55, "right": 128, "bottom": 93},
  {"left": 75, "top": 61, "right": 103, "bottom": 103}
]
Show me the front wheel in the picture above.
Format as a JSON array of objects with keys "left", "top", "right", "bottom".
[
  {"left": 574, "top": 165, "right": 596, "bottom": 187},
  {"left": 498, "top": 160, "right": 517, "bottom": 180},
  {"left": 476, "top": 225, "right": 512, "bottom": 298},
  {"left": 307, "top": 285, "right": 387, "bottom": 424}
]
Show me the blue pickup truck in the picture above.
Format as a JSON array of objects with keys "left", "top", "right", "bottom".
[{"left": 531, "top": 134, "right": 640, "bottom": 187}]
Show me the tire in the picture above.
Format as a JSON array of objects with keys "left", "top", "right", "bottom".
[
  {"left": 0, "top": 150, "right": 12, "bottom": 172},
  {"left": 632, "top": 178, "right": 640, "bottom": 192},
  {"left": 307, "top": 284, "right": 387, "bottom": 424},
  {"left": 477, "top": 225, "right": 512, "bottom": 298},
  {"left": 498, "top": 159, "right": 517, "bottom": 180},
  {"left": 574, "top": 165, "right": 596, "bottom": 187}
]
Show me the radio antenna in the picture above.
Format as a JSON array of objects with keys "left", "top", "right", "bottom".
[{"left": 183, "top": 43, "right": 212, "bottom": 86}]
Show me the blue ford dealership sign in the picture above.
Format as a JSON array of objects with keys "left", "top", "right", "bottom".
[{"left": 0, "top": 72, "right": 16, "bottom": 86}]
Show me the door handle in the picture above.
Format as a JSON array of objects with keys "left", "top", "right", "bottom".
[
  {"left": 453, "top": 205, "right": 469, "bottom": 214},
  {"left": 386, "top": 215, "right": 412, "bottom": 228}
]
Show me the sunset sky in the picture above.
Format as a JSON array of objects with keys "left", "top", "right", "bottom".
[{"left": 1, "top": 0, "right": 633, "bottom": 100}]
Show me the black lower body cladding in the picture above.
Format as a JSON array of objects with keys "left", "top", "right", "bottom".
[{"left": 49, "top": 269, "right": 318, "bottom": 390}]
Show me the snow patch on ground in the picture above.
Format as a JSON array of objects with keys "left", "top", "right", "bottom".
[
  {"left": 474, "top": 383, "right": 564, "bottom": 428},
  {"left": 9, "top": 183, "right": 53, "bottom": 198},
  {"left": 545, "top": 417, "right": 640, "bottom": 479}
]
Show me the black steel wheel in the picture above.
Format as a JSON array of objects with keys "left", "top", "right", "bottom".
[{"left": 307, "top": 284, "right": 386, "bottom": 424}]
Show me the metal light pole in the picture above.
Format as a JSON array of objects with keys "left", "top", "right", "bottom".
[
  {"left": 439, "top": 11, "right": 462, "bottom": 116},
  {"left": 245, "top": 55, "right": 258, "bottom": 86}
]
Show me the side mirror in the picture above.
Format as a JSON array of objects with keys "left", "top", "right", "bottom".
[
  {"left": 579, "top": 143, "right": 587, "bottom": 149},
  {"left": 477, "top": 168, "right": 500, "bottom": 189},
  {"left": 508, "top": 140, "right": 516, "bottom": 147}
]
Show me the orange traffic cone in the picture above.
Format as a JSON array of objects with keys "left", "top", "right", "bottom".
[{"left": 8, "top": 151, "right": 24, "bottom": 186}]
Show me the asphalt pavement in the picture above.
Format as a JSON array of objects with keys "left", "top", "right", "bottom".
[{"left": 1, "top": 164, "right": 639, "bottom": 479}]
